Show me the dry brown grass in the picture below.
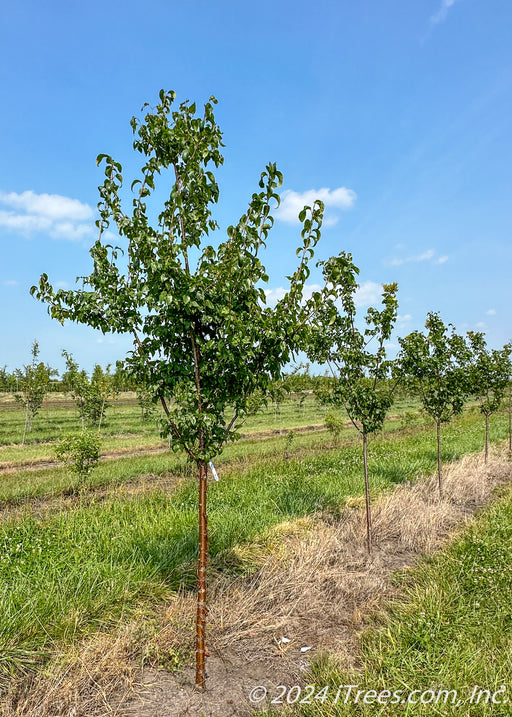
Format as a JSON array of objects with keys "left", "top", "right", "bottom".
[
  {"left": 201, "top": 451, "right": 511, "bottom": 663},
  {"left": 0, "top": 628, "right": 139, "bottom": 717},
  {"left": 1, "top": 449, "right": 510, "bottom": 717}
]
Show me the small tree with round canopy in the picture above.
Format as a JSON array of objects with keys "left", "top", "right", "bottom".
[
  {"left": 397, "top": 312, "right": 469, "bottom": 497},
  {"left": 305, "top": 251, "right": 398, "bottom": 554},
  {"left": 466, "top": 332, "right": 511, "bottom": 463}
]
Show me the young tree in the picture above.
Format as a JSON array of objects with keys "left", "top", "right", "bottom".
[
  {"left": 306, "top": 252, "right": 398, "bottom": 554},
  {"left": 0, "top": 366, "right": 15, "bottom": 392},
  {"left": 397, "top": 313, "right": 468, "bottom": 497},
  {"left": 136, "top": 382, "right": 158, "bottom": 422},
  {"left": 31, "top": 90, "right": 326, "bottom": 688},
  {"left": 14, "top": 340, "right": 56, "bottom": 444},
  {"left": 467, "top": 332, "right": 511, "bottom": 463},
  {"left": 61, "top": 351, "right": 92, "bottom": 430},
  {"left": 90, "top": 364, "right": 119, "bottom": 431},
  {"left": 55, "top": 431, "right": 101, "bottom": 493}
]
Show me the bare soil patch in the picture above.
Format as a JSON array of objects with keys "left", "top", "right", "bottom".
[{"left": 1, "top": 449, "right": 510, "bottom": 717}]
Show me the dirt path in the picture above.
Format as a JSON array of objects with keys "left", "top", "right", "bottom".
[{"left": 2, "top": 448, "right": 510, "bottom": 717}]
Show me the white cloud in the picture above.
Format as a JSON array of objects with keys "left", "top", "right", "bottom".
[
  {"left": 486, "top": 308, "right": 496, "bottom": 316},
  {"left": 430, "top": 0, "right": 459, "bottom": 26},
  {"left": 389, "top": 248, "right": 448, "bottom": 267},
  {"left": 265, "top": 281, "right": 389, "bottom": 310},
  {"left": 276, "top": 187, "right": 357, "bottom": 226},
  {"left": 397, "top": 313, "right": 412, "bottom": 326},
  {"left": 354, "top": 281, "right": 383, "bottom": 307},
  {"left": 264, "top": 287, "right": 287, "bottom": 306},
  {"left": 264, "top": 283, "right": 323, "bottom": 307},
  {"left": 2, "top": 279, "right": 18, "bottom": 286},
  {"left": 0, "top": 190, "right": 96, "bottom": 242},
  {"left": 475, "top": 321, "right": 486, "bottom": 330},
  {"left": 0, "top": 191, "right": 93, "bottom": 220}
]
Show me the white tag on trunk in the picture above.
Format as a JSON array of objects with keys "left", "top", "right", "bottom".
[{"left": 208, "top": 461, "right": 219, "bottom": 481}]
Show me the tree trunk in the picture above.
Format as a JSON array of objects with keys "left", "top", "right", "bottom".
[
  {"left": 22, "top": 404, "right": 29, "bottom": 445},
  {"left": 484, "top": 413, "right": 489, "bottom": 464},
  {"left": 437, "top": 420, "right": 443, "bottom": 498},
  {"left": 508, "top": 391, "right": 511, "bottom": 456},
  {"left": 195, "top": 460, "right": 209, "bottom": 689},
  {"left": 363, "top": 432, "right": 372, "bottom": 555},
  {"left": 98, "top": 398, "right": 106, "bottom": 433}
]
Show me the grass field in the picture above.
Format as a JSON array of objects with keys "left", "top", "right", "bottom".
[{"left": 0, "top": 391, "right": 510, "bottom": 711}]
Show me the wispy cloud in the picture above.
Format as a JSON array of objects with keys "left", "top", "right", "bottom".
[
  {"left": 264, "top": 284, "right": 323, "bottom": 307},
  {"left": 264, "top": 281, "right": 383, "bottom": 309},
  {"left": 388, "top": 248, "right": 448, "bottom": 267},
  {"left": 486, "top": 308, "right": 496, "bottom": 316},
  {"left": 430, "top": 0, "right": 459, "bottom": 26},
  {"left": 397, "top": 313, "right": 413, "bottom": 327},
  {"left": 276, "top": 187, "right": 357, "bottom": 226},
  {"left": 0, "top": 190, "right": 96, "bottom": 241},
  {"left": 2, "top": 279, "right": 19, "bottom": 287},
  {"left": 354, "top": 281, "right": 383, "bottom": 307}
]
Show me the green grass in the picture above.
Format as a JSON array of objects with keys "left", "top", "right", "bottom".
[
  {"left": 0, "top": 403, "right": 500, "bottom": 507},
  {"left": 0, "top": 408, "right": 509, "bottom": 685},
  {"left": 291, "top": 481, "right": 512, "bottom": 717},
  {"left": 0, "top": 391, "right": 423, "bottom": 455}
]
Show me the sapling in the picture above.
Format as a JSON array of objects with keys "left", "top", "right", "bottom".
[
  {"left": 397, "top": 313, "right": 469, "bottom": 497},
  {"left": 55, "top": 431, "right": 101, "bottom": 492},
  {"left": 14, "top": 340, "right": 56, "bottom": 444},
  {"left": 466, "top": 332, "right": 511, "bottom": 463},
  {"left": 306, "top": 251, "right": 398, "bottom": 554},
  {"left": 31, "top": 90, "right": 327, "bottom": 688}
]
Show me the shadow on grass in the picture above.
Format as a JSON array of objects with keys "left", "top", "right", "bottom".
[{"left": 108, "top": 467, "right": 346, "bottom": 593}]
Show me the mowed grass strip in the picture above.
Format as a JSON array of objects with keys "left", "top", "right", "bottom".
[
  {"left": 0, "top": 410, "right": 508, "bottom": 685},
  {"left": 292, "top": 480, "right": 512, "bottom": 717}
]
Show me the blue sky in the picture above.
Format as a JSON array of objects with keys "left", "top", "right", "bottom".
[{"left": 1, "top": 0, "right": 511, "bottom": 373}]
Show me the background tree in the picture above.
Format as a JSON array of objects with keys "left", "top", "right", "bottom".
[
  {"left": 136, "top": 382, "right": 158, "bottom": 423},
  {"left": 89, "top": 364, "right": 119, "bottom": 431},
  {"left": 55, "top": 431, "right": 101, "bottom": 493},
  {"left": 397, "top": 312, "right": 469, "bottom": 497},
  {"left": 61, "top": 351, "right": 92, "bottom": 430},
  {"left": 306, "top": 251, "right": 398, "bottom": 554},
  {"left": 467, "top": 332, "right": 511, "bottom": 463},
  {"left": 31, "top": 90, "right": 325, "bottom": 688},
  {"left": 14, "top": 340, "right": 56, "bottom": 444},
  {"left": 0, "top": 366, "right": 18, "bottom": 392}
]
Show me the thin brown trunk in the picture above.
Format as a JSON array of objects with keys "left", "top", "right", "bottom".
[
  {"left": 437, "top": 420, "right": 443, "bottom": 498},
  {"left": 484, "top": 413, "right": 489, "bottom": 464},
  {"left": 196, "top": 460, "right": 208, "bottom": 689},
  {"left": 508, "top": 391, "right": 511, "bottom": 455},
  {"left": 98, "top": 398, "right": 106, "bottom": 433},
  {"left": 363, "top": 432, "right": 372, "bottom": 555},
  {"left": 22, "top": 404, "right": 29, "bottom": 445}
]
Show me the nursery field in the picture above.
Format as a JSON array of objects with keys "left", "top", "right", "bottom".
[{"left": 0, "top": 392, "right": 510, "bottom": 715}]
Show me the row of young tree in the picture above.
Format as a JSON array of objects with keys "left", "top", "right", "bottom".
[
  {"left": 29, "top": 90, "right": 512, "bottom": 687},
  {"left": 311, "top": 283, "right": 511, "bottom": 553},
  {"left": 3, "top": 344, "right": 123, "bottom": 443},
  {"left": 1, "top": 340, "right": 333, "bottom": 445}
]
